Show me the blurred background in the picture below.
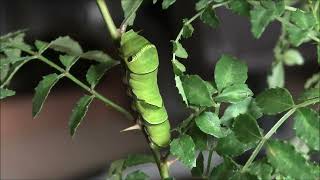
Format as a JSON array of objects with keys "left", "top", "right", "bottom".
[{"left": 0, "top": 0, "right": 318, "bottom": 179}]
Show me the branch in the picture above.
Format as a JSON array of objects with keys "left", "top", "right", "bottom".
[
  {"left": 96, "top": 0, "right": 121, "bottom": 41},
  {"left": 241, "top": 97, "right": 320, "bottom": 172},
  {"left": 13, "top": 47, "right": 134, "bottom": 121},
  {"left": 172, "top": 1, "right": 229, "bottom": 61}
]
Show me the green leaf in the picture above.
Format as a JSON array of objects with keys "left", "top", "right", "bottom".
[
  {"left": 174, "top": 75, "right": 188, "bottom": 105},
  {"left": 210, "top": 158, "right": 236, "bottom": 179},
  {"left": 290, "top": 137, "right": 310, "bottom": 159},
  {"left": 286, "top": 8, "right": 317, "bottom": 46},
  {"left": 107, "top": 159, "right": 125, "bottom": 179},
  {"left": 162, "top": 0, "right": 176, "bottom": 9},
  {"left": 2, "top": 48, "right": 21, "bottom": 58},
  {"left": 125, "top": 171, "right": 149, "bottom": 180},
  {"left": 172, "top": 41, "right": 188, "bottom": 59},
  {"left": 81, "top": 50, "right": 118, "bottom": 64},
  {"left": 59, "top": 55, "right": 79, "bottom": 69},
  {"left": 0, "top": 56, "right": 36, "bottom": 66},
  {"left": 227, "top": 0, "right": 251, "bottom": 16},
  {"left": 49, "top": 36, "right": 83, "bottom": 56},
  {"left": 35, "top": 40, "right": 49, "bottom": 54},
  {"left": 214, "top": 54, "right": 248, "bottom": 91},
  {"left": 286, "top": 26, "right": 310, "bottom": 46},
  {"left": 188, "top": 126, "right": 208, "bottom": 151},
  {"left": 267, "top": 140, "right": 316, "bottom": 180},
  {"left": 248, "top": 159, "right": 273, "bottom": 180},
  {"left": 195, "top": 112, "right": 229, "bottom": 138},
  {"left": 250, "top": 5, "right": 275, "bottom": 38},
  {"left": 216, "top": 132, "right": 256, "bottom": 157},
  {"left": 123, "top": 154, "right": 155, "bottom": 168},
  {"left": 293, "top": 108, "right": 320, "bottom": 151},
  {"left": 182, "top": 19, "right": 194, "bottom": 39},
  {"left": 283, "top": 49, "right": 304, "bottom": 66},
  {"left": 181, "top": 75, "right": 214, "bottom": 107},
  {"left": 317, "top": 43, "right": 320, "bottom": 64},
  {"left": 290, "top": 10, "right": 316, "bottom": 30},
  {"left": 121, "top": 0, "right": 143, "bottom": 26},
  {"left": 221, "top": 98, "right": 262, "bottom": 125},
  {"left": 0, "top": 88, "right": 15, "bottom": 100},
  {"left": 191, "top": 152, "right": 204, "bottom": 177},
  {"left": 172, "top": 59, "right": 186, "bottom": 75},
  {"left": 200, "top": 7, "right": 219, "bottom": 28},
  {"left": 230, "top": 172, "right": 258, "bottom": 180},
  {"left": 69, "top": 95, "right": 94, "bottom": 136},
  {"left": 249, "top": 0, "right": 284, "bottom": 38},
  {"left": 267, "top": 62, "right": 284, "bottom": 88},
  {"left": 256, "top": 88, "right": 294, "bottom": 115},
  {"left": 32, "top": 73, "right": 61, "bottom": 118},
  {"left": 233, "top": 114, "right": 262, "bottom": 143},
  {"left": 1, "top": 32, "right": 31, "bottom": 51},
  {"left": 298, "top": 88, "right": 320, "bottom": 102},
  {"left": 215, "top": 84, "right": 253, "bottom": 103},
  {"left": 86, "top": 63, "right": 117, "bottom": 88},
  {"left": 205, "top": 81, "right": 217, "bottom": 95},
  {"left": 170, "top": 134, "right": 196, "bottom": 168},
  {"left": 195, "top": 0, "right": 211, "bottom": 11},
  {"left": 0, "top": 61, "right": 9, "bottom": 83}
]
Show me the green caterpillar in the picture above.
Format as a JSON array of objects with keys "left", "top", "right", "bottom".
[{"left": 120, "top": 30, "right": 170, "bottom": 148}]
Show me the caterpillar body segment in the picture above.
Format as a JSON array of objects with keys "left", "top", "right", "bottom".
[{"left": 120, "top": 30, "right": 170, "bottom": 147}]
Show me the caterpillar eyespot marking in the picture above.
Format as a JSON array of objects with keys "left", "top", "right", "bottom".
[{"left": 120, "top": 30, "right": 170, "bottom": 148}]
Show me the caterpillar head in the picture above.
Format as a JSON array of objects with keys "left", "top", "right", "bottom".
[{"left": 120, "top": 30, "right": 159, "bottom": 74}]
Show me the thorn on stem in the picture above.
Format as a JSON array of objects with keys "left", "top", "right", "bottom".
[{"left": 120, "top": 124, "right": 141, "bottom": 132}]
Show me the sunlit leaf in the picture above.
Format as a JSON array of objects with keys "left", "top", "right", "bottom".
[{"left": 170, "top": 134, "right": 196, "bottom": 168}]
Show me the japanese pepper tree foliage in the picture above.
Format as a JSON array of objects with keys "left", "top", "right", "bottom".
[{"left": 0, "top": 0, "right": 319, "bottom": 179}]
